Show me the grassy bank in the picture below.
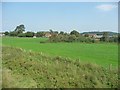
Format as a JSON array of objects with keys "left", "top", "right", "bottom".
[{"left": 2, "top": 46, "right": 118, "bottom": 88}]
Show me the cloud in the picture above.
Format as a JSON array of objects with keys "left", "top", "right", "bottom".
[{"left": 96, "top": 4, "right": 117, "bottom": 11}]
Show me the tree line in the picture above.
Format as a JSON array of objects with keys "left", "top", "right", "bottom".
[
  {"left": 4, "top": 24, "right": 120, "bottom": 43},
  {"left": 48, "top": 30, "right": 119, "bottom": 43}
]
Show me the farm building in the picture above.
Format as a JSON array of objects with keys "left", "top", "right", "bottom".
[{"left": 44, "top": 32, "right": 51, "bottom": 38}]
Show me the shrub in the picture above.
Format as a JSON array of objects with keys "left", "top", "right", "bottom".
[
  {"left": 9, "top": 31, "right": 18, "bottom": 36},
  {"left": 2, "top": 47, "right": 118, "bottom": 88},
  {"left": 18, "top": 33, "right": 26, "bottom": 37},
  {"left": 25, "top": 32, "right": 34, "bottom": 37}
]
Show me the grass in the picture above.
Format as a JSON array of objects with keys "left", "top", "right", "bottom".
[
  {"left": 2, "top": 37, "right": 118, "bottom": 68},
  {"left": 0, "top": 37, "right": 2, "bottom": 89},
  {"left": 2, "top": 46, "right": 118, "bottom": 88}
]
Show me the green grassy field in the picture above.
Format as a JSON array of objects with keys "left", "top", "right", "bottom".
[{"left": 2, "top": 37, "right": 118, "bottom": 68}]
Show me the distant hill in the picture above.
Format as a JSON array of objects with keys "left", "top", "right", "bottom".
[{"left": 81, "top": 31, "right": 118, "bottom": 36}]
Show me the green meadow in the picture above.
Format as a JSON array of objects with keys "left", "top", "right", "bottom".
[{"left": 2, "top": 37, "right": 118, "bottom": 68}]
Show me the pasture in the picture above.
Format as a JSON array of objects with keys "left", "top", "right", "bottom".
[{"left": 2, "top": 37, "right": 118, "bottom": 68}]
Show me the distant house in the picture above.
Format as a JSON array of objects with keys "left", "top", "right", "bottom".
[
  {"left": 82, "top": 33, "right": 103, "bottom": 40},
  {"left": 88, "top": 34, "right": 97, "bottom": 38},
  {"left": 82, "top": 31, "right": 118, "bottom": 39},
  {"left": 95, "top": 34, "right": 103, "bottom": 39},
  {"left": 44, "top": 32, "right": 51, "bottom": 38}
]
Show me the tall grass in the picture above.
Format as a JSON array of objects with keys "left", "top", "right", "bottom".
[{"left": 2, "top": 46, "right": 118, "bottom": 88}]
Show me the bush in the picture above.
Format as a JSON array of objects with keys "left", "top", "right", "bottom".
[
  {"left": 76, "top": 36, "right": 86, "bottom": 42},
  {"left": 9, "top": 31, "right": 17, "bottom": 36},
  {"left": 18, "top": 33, "right": 26, "bottom": 37},
  {"left": 36, "top": 32, "right": 45, "bottom": 37},
  {"left": 4, "top": 31, "right": 9, "bottom": 36},
  {"left": 85, "top": 38, "right": 92, "bottom": 43},
  {"left": 67, "top": 35, "right": 77, "bottom": 42},
  {"left": 2, "top": 47, "right": 118, "bottom": 88},
  {"left": 25, "top": 32, "right": 34, "bottom": 37}
]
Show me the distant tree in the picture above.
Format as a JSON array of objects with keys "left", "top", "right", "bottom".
[
  {"left": 9, "top": 31, "right": 17, "bottom": 36},
  {"left": 70, "top": 30, "right": 80, "bottom": 37},
  {"left": 59, "top": 31, "right": 64, "bottom": 35},
  {"left": 4, "top": 31, "right": 9, "bottom": 36},
  {"left": 85, "top": 37, "right": 92, "bottom": 43},
  {"left": 14, "top": 24, "right": 25, "bottom": 34},
  {"left": 64, "top": 33, "right": 68, "bottom": 36},
  {"left": 84, "top": 34, "right": 89, "bottom": 37},
  {"left": 76, "top": 35, "right": 86, "bottom": 42},
  {"left": 49, "top": 32, "right": 57, "bottom": 39},
  {"left": 18, "top": 33, "right": 26, "bottom": 37},
  {"left": 109, "top": 36, "right": 118, "bottom": 43},
  {"left": 36, "top": 32, "right": 45, "bottom": 37},
  {"left": 49, "top": 29, "right": 53, "bottom": 34},
  {"left": 114, "top": 37, "right": 118, "bottom": 42},
  {"left": 54, "top": 31, "right": 58, "bottom": 34},
  {"left": 25, "top": 32, "right": 34, "bottom": 37},
  {"left": 67, "top": 35, "right": 77, "bottom": 42},
  {"left": 57, "top": 35, "right": 65, "bottom": 42},
  {"left": 101, "top": 32, "right": 109, "bottom": 42}
]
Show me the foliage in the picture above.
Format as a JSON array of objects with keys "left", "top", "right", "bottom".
[
  {"left": 36, "top": 32, "right": 45, "bottom": 37},
  {"left": 25, "top": 32, "right": 34, "bottom": 37},
  {"left": 4, "top": 31, "right": 9, "bottom": 36},
  {"left": 18, "top": 33, "right": 26, "bottom": 37},
  {"left": 100, "top": 32, "right": 109, "bottom": 42},
  {"left": 3, "top": 24, "right": 119, "bottom": 43},
  {"left": 7, "top": 24, "right": 25, "bottom": 37},
  {"left": 67, "top": 35, "right": 77, "bottom": 42},
  {"left": 49, "top": 34, "right": 95, "bottom": 43},
  {"left": 9, "top": 31, "right": 18, "bottom": 36},
  {"left": 59, "top": 31, "right": 64, "bottom": 35},
  {"left": 70, "top": 30, "right": 80, "bottom": 37},
  {"left": 14, "top": 24, "right": 25, "bottom": 34},
  {"left": 2, "top": 46, "right": 118, "bottom": 88}
]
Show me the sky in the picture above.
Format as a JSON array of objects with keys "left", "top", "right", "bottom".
[
  {"left": 1, "top": 2, "right": 118, "bottom": 33},
  {"left": 1, "top": 0, "right": 120, "bottom": 2}
]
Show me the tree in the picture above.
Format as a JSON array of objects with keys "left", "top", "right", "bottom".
[
  {"left": 84, "top": 34, "right": 89, "bottom": 37},
  {"left": 25, "top": 32, "right": 34, "bottom": 37},
  {"left": 18, "top": 33, "right": 26, "bottom": 37},
  {"left": 54, "top": 31, "right": 58, "bottom": 34},
  {"left": 9, "top": 31, "right": 17, "bottom": 36},
  {"left": 67, "top": 35, "right": 77, "bottom": 42},
  {"left": 14, "top": 24, "right": 25, "bottom": 34},
  {"left": 59, "top": 31, "right": 64, "bottom": 35},
  {"left": 4, "top": 31, "right": 9, "bottom": 36},
  {"left": 101, "top": 32, "right": 109, "bottom": 42},
  {"left": 36, "top": 32, "right": 45, "bottom": 37},
  {"left": 77, "top": 35, "right": 86, "bottom": 42},
  {"left": 49, "top": 33, "right": 57, "bottom": 42},
  {"left": 49, "top": 29, "right": 53, "bottom": 34},
  {"left": 70, "top": 30, "right": 80, "bottom": 37}
]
